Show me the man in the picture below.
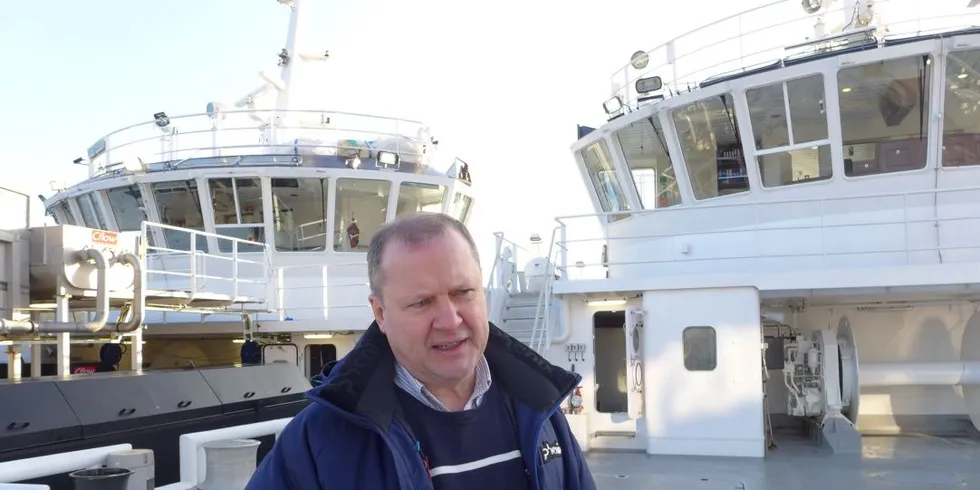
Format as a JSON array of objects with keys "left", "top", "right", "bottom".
[{"left": 246, "top": 212, "right": 596, "bottom": 490}]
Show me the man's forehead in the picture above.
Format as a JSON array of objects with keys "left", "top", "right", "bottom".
[{"left": 382, "top": 229, "right": 461, "bottom": 260}]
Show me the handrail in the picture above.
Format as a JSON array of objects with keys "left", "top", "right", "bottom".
[
  {"left": 83, "top": 108, "right": 436, "bottom": 178},
  {"left": 274, "top": 262, "right": 369, "bottom": 319},
  {"left": 553, "top": 185, "right": 980, "bottom": 279},
  {"left": 528, "top": 227, "right": 561, "bottom": 352},
  {"left": 141, "top": 221, "right": 272, "bottom": 302},
  {"left": 610, "top": 0, "right": 979, "bottom": 107}
]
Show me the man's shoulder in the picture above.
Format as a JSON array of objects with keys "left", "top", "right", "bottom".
[{"left": 280, "top": 398, "right": 352, "bottom": 440}]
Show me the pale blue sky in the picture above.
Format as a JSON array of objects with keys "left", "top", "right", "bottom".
[{"left": 0, "top": 0, "right": 748, "bottom": 258}]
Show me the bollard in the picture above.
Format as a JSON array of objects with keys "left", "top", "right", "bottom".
[
  {"left": 68, "top": 468, "right": 133, "bottom": 490},
  {"left": 105, "top": 449, "right": 155, "bottom": 490},
  {"left": 196, "top": 439, "right": 261, "bottom": 490}
]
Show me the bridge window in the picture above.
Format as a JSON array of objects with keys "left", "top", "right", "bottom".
[
  {"left": 152, "top": 180, "right": 208, "bottom": 252},
  {"left": 580, "top": 140, "right": 631, "bottom": 221},
  {"left": 747, "top": 75, "right": 832, "bottom": 187},
  {"left": 396, "top": 182, "right": 446, "bottom": 217},
  {"left": 451, "top": 193, "right": 473, "bottom": 223},
  {"left": 838, "top": 55, "right": 932, "bottom": 176},
  {"left": 106, "top": 185, "right": 148, "bottom": 232},
  {"left": 76, "top": 193, "right": 107, "bottom": 230},
  {"left": 940, "top": 48, "right": 980, "bottom": 167},
  {"left": 614, "top": 117, "right": 680, "bottom": 208},
  {"left": 334, "top": 178, "right": 391, "bottom": 252},
  {"left": 209, "top": 177, "right": 265, "bottom": 253},
  {"left": 53, "top": 200, "right": 76, "bottom": 226},
  {"left": 672, "top": 93, "right": 749, "bottom": 199},
  {"left": 271, "top": 178, "right": 328, "bottom": 252}
]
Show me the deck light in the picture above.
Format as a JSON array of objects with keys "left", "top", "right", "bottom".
[
  {"left": 603, "top": 96, "right": 623, "bottom": 115},
  {"left": 153, "top": 112, "right": 171, "bottom": 130},
  {"left": 376, "top": 150, "right": 400, "bottom": 170},
  {"left": 630, "top": 50, "right": 650, "bottom": 70},
  {"left": 635, "top": 76, "right": 663, "bottom": 94}
]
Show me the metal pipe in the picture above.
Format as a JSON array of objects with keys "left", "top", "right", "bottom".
[
  {"left": 113, "top": 252, "right": 145, "bottom": 333},
  {"left": 860, "top": 361, "right": 980, "bottom": 387},
  {"left": 0, "top": 249, "right": 110, "bottom": 335}
]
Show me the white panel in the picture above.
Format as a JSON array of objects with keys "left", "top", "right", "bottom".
[
  {"left": 624, "top": 306, "right": 644, "bottom": 419},
  {"left": 641, "top": 286, "right": 764, "bottom": 458}
]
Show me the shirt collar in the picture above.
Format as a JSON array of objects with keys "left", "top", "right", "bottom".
[{"left": 394, "top": 355, "right": 492, "bottom": 411}]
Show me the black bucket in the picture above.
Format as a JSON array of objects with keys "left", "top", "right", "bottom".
[{"left": 68, "top": 467, "right": 133, "bottom": 490}]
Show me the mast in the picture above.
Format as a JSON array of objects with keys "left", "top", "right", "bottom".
[{"left": 275, "top": 0, "right": 327, "bottom": 113}]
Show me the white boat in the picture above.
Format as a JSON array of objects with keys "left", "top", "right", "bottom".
[
  {"left": 4, "top": 0, "right": 980, "bottom": 488},
  {"left": 0, "top": 0, "right": 473, "bottom": 487}
]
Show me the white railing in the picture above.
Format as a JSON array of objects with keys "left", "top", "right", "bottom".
[
  {"left": 528, "top": 227, "right": 561, "bottom": 353},
  {"left": 554, "top": 185, "right": 980, "bottom": 280},
  {"left": 611, "top": 0, "right": 980, "bottom": 107},
  {"left": 485, "top": 232, "right": 535, "bottom": 325},
  {"left": 0, "top": 419, "right": 291, "bottom": 489},
  {"left": 85, "top": 108, "right": 433, "bottom": 177},
  {"left": 0, "top": 444, "right": 133, "bottom": 483},
  {"left": 273, "top": 262, "right": 369, "bottom": 321},
  {"left": 141, "top": 221, "right": 273, "bottom": 305}
]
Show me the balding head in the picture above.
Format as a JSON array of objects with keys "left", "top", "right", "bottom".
[{"left": 367, "top": 212, "right": 480, "bottom": 300}]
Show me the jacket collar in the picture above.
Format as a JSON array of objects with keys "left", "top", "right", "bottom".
[{"left": 310, "top": 321, "right": 580, "bottom": 431}]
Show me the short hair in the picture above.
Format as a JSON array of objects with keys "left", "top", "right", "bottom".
[{"left": 367, "top": 212, "right": 480, "bottom": 299}]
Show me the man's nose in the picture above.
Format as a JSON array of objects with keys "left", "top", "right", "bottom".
[{"left": 431, "top": 296, "right": 463, "bottom": 330}]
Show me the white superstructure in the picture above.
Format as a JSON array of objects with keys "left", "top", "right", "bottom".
[
  {"left": 485, "top": 0, "right": 980, "bottom": 459},
  {"left": 3, "top": 0, "right": 475, "bottom": 380}
]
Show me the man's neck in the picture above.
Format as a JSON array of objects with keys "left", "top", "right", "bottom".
[
  {"left": 427, "top": 375, "right": 477, "bottom": 412},
  {"left": 393, "top": 356, "right": 493, "bottom": 412}
]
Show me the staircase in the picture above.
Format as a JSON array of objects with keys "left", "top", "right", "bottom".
[{"left": 498, "top": 292, "right": 543, "bottom": 347}]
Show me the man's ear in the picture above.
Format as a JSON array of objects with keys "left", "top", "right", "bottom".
[{"left": 368, "top": 295, "right": 386, "bottom": 333}]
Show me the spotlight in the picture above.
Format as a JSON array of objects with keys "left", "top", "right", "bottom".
[
  {"left": 603, "top": 96, "right": 623, "bottom": 115},
  {"left": 376, "top": 151, "right": 400, "bottom": 170},
  {"left": 153, "top": 112, "right": 170, "bottom": 129},
  {"left": 635, "top": 76, "right": 663, "bottom": 94}
]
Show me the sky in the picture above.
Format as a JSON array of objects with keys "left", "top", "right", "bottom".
[{"left": 0, "top": 0, "right": 759, "bottom": 264}]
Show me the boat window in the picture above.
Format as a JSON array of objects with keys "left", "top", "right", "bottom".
[
  {"left": 940, "top": 48, "right": 980, "bottom": 167},
  {"left": 747, "top": 75, "right": 832, "bottom": 187},
  {"left": 271, "top": 178, "right": 328, "bottom": 252},
  {"left": 106, "top": 185, "right": 148, "bottom": 232},
  {"left": 838, "top": 55, "right": 932, "bottom": 176},
  {"left": 672, "top": 93, "right": 749, "bottom": 199},
  {"left": 613, "top": 117, "right": 680, "bottom": 208},
  {"left": 396, "top": 182, "right": 446, "bottom": 217},
  {"left": 151, "top": 180, "right": 208, "bottom": 252},
  {"left": 580, "top": 140, "right": 631, "bottom": 221},
  {"left": 53, "top": 200, "right": 76, "bottom": 226},
  {"left": 333, "top": 178, "right": 391, "bottom": 252},
  {"left": 75, "top": 193, "right": 107, "bottom": 230},
  {"left": 683, "top": 326, "right": 717, "bottom": 371},
  {"left": 208, "top": 177, "right": 265, "bottom": 253},
  {"left": 451, "top": 193, "right": 473, "bottom": 223}
]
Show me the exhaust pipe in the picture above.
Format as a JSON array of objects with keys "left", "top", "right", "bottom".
[
  {"left": 0, "top": 248, "right": 144, "bottom": 336},
  {"left": 113, "top": 252, "right": 145, "bottom": 333}
]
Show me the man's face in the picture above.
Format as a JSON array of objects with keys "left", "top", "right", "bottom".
[{"left": 369, "top": 229, "right": 488, "bottom": 390}]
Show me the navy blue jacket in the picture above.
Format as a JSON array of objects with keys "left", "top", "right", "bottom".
[{"left": 246, "top": 322, "right": 596, "bottom": 490}]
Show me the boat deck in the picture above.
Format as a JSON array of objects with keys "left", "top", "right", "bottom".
[{"left": 586, "top": 433, "right": 980, "bottom": 489}]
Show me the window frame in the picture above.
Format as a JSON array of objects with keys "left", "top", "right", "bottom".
[{"left": 936, "top": 38, "right": 980, "bottom": 172}]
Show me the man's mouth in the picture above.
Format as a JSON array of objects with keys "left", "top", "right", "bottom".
[{"left": 433, "top": 339, "right": 466, "bottom": 351}]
